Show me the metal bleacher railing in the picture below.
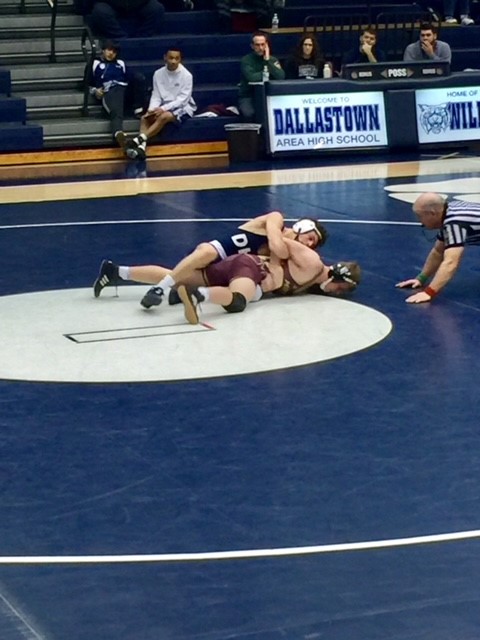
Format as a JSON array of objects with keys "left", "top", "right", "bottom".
[
  {"left": 303, "top": 3, "right": 439, "bottom": 65},
  {"left": 80, "top": 23, "right": 97, "bottom": 115},
  {"left": 46, "top": 0, "right": 60, "bottom": 62}
]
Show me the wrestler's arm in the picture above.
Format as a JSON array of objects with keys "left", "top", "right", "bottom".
[
  {"left": 265, "top": 212, "right": 289, "bottom": 259},
  {"left": 282, "top": 237, "right": 324, "bottom": 272}
]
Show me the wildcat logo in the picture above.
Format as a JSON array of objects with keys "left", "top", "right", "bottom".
[{"left": 419, "top": 103, "right": 450, "bottom": 135}]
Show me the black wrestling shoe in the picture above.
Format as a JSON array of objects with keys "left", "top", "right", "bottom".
[
  {"left": 168, "top": 288, "right": 181, "bottom": 305},
  {"left": 140, "top": 286, "right": 164, "bottom": 309},
  {"left": 93, "top": 259, "right": 119, "bottom": 298},
  {"left": 177, "top": 285, "right": 205, "bottom": 325}
]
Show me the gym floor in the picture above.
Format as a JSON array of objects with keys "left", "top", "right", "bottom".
[{"left": 0, "top": 151, "right": 479, "bottom": 640}]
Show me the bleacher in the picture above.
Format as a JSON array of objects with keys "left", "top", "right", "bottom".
[
  {"left": 1, "top": 0, "right": 480, "bottom": 153},
  {"left": 0, "top": 72, "right": 43, "bottom": 151}
]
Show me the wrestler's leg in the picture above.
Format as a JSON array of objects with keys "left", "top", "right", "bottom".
[
  {"left": 207, "top": 277, "right": 257, "bottom": 306},
  {"left": 140, "top": 242, "right": 220, "bottom": 308},
  {"left": 178, "top": 278, "right": 256, "bottom": 324},
  {"left": 169, "top": 243, "right": 220, "bottom": 284},
  {"left": 94, "top": 260, "right": 170, "bottom": 298},
  {"left": 128, "top": 265, "right": 171, "bottom": 283}
]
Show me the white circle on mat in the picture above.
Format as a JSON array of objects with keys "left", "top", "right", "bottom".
[{"left": 0, "top": 287, "right": 392, "bottom": 383}]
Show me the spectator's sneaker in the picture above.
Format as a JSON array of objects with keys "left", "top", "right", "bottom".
[
  {"left": 126, "top": 146, "right": 138, "bottom": 159},
  {"left": 177, "top": 285, "right": 205, "bottom": 325},
  {"left": 133, "top": 107, "right": 144, "bottom": 119},
  {"left": 461, "top": 15, "right": 474, "bottom": 24},
  {"left": 140, "top": 286, "right": 164, "bottom": 309},
  {"left": 136, "top": 143, "right": 147, "bottom": 161},
  {"left": 444, "top": 16, "right": 457, "bottom": 23},
  {"left": 115, "top": 131, "right": 128, "bottom": 149},
  {"left": 93, "top": 259, "right": 119, "bottom": 298},
  {"left": 168, "top": 288, "right": 181, "bottom": 305}
]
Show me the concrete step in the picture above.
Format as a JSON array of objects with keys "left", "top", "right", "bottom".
[
  {"left": 31, "top": 115, "right": 138, "bottom": 135},
  {"left": 0, "top": 0, "right": 74, "bottom": 14},
  {"left": 17, "top": 88, "right": 83, "bottom": 107},
  {"left": 31, "top": 114, "right": 140, "bottom": 147},
  {"left": 11, "top": 62, "right": 85, "bottom": 83},
  {"left": 0, "top": 36, "right": 82, "bottom": 54},
  {"left": 0, "top": 24, "right": 83, "bottom": 40}
]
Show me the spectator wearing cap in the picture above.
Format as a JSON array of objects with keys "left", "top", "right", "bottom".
[
  {"left": 89, "top": 0, "right": 165, "bottom": 39},
  {"left": 89, "top": 41, "right": 147, "bottom": 148}
]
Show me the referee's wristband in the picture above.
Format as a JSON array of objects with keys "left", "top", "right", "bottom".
[
  {"left": 416, "top": 272, "right": 428, "bottom": 285},
  {"left": 424, "top": 285, "right": 438, "bottom": 298}
]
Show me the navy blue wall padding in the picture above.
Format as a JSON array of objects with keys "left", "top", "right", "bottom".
[
  {"left": 0, "top": 97, "right": 27, "bottom": 124},
  {"left": 193, "top": 86, "right": 239, "bottom": 109},
  {"left": 0, "top": 123, "right": 43, "bottom": 152},
  {"left": 266, "top": 72, "right": 480, "bottom": 97},
  {"left": 129, "top": 58, "right": 240, "bottom": 86},
  {"left": 163, "top": 10, "right": 219, "bottom": 33},
  {"left": 450, "top": 51, "right": 480, "bottom": 73},
  {"left": 385, "top": 89, "right": 417, "bottom": 148},
  {"left": 118, "top": 34, "right": 252, "bottom": 62},
  {"left": 440, "top": 28, "right": 480, "bottom": 48},
  {"left": 83, "top": 8, "right": 219, "bottom": 37},
  {"left": 0, "top": 69, "right": 11, "bottom": 97}
]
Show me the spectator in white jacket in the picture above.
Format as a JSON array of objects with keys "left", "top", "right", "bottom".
[{"left": 124, "top": 47, "right": 197, "bottom": 160}]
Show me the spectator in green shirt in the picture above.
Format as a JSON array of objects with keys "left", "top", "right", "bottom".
[{"left": 238, "top": 31, "right": 285, "bottom": 121}]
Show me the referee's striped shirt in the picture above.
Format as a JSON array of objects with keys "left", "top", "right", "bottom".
[{"left": 438, "top": 199, "right": 480, "bottom": 248}]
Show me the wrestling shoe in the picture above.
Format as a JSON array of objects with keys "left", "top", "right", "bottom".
[
  {"left": 140, "top": 286, "right": 164, "bottom": 309},
  {"left": 93, "top": 259, "right": 119, "bottom": 298},
  {"left": 177, "top": 285, "right": 205, "bottom": 325},
  {"left": 168, "top": 288, "right": 181, "bottom": 305}
]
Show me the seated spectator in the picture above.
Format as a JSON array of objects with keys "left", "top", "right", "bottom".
[
  {"left": 124, "top": 47, "right": 197, "bottom": 160},
  {"left": 443, "top": 0, "right": 474, "bottom": 24},
  {"left": 342, "top": 27, "right": 386, "bottom": 68},
  {"left": 284, "top": 33, "right": 329, "bottom": 80},
  {"left": 88, "top": 41, "right": 147, "bottom": 148},
  {"left": 238, "top": 31, "right": 285, "bottom": 121},
  {"left": 403, "top": 22, "right": 452, "bottom": 63},
  {"left": 89, "top": 0, "right": 165, "bottom": 39}
]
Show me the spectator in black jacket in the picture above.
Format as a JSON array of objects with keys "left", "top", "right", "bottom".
[
  {"left": 89, "top": 0, "right": 165, "bottom": 39},
  {"left": 88, "top": 41, "right": 146, "bottom": 147},
  {"left": 284, "top": 33, "right": 328, "bottom": 79},
  {"left": 342, "top": 27, "right": 386, "bottom": 68}
]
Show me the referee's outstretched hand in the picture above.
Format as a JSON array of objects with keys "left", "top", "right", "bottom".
[
  {"left": 405, "top": 290, "right": 433, "bottom": 304},
  {"left": 395, "top": 278, "right": 422, "bottom": 289}
]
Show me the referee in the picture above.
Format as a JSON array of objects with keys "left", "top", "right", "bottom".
[{"left": 396, "top": 192, "right": 480, "bottom": 303}]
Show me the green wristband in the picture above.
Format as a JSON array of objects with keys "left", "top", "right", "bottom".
[{"left": 416, "top": 272, "right": 428, "bottom": 285}]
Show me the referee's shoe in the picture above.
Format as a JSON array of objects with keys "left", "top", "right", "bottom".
[{"left": 93, "top": 260, "right": 120, "bottom": 297}]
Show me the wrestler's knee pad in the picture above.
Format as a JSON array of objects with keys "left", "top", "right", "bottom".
[{"left": 222, "top": 292, "right": 247, "bottom": 313}]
